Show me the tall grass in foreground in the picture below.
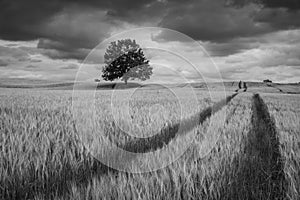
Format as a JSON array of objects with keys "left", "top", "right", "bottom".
[
  {"left": 65, "top": 94, "right": 254, "bottom": 200},
  {"left": 0, "top": 88, "right": 226, "bottom": 199},
  {"left": 262, "top": 94, "right": 300, "bottom": 200},
  {"left": 0, "top": 90, "right": 90, "bottom": 199},
  {"left": 6, "top": 88, "right": 294, "bottom": 199}
]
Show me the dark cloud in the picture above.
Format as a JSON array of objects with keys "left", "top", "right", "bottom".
[
  {"left": 37, "top": 39, "right": 89, "bottom": 60},
  {"left": 0, "top": 0, "right": 155, "bottom": 40},
  {"left": 1, "top": 0, "right": 300, "bottom": 61},
  {"left": 0, "top": 0, "right": 262, "bottom": 45},
  {"left": 0, "top": 0, "right": 65, "bottom": 41},
  {"left": 1, "top": 0, "right": 299, "bottom": 42},
  {"left": 227, "top": 0, "right": 300, "bottom": 10},
  {"left": 0, "top": 59, "right": 9, "bottom": 67},
  {"left": 0, "top": 0, "right": 160, "bottom": 60},
  {"left": 254, "top": 8, "right": 300, "bottom": 30},
  {"left": 155, "top": 1, "right": 273, "bottom": 42},
  {"left": 203, "top": 39, "right": 260, "bottom": 57},
  {"left": 260, "top": 0, "right": 300, "bottom": 10},
  {"left": 156, "top": 1, "right": 300, "bottom": 43}
]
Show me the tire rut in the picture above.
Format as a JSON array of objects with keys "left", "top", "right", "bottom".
[
  {"left": 121, "top": 93, "right": 238, "bottom": 153},
  {"left": 252, "top": 93, "right": 287, "bottom": 199},
  {"left": 228, "top": 93, "right": 287, "bottom": 199}
]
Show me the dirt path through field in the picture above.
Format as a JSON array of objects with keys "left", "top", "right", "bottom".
[
  {"left": 121, "top": 93, "right": 238, "bottom": 153},
  {"left": 22, "top": 93, "right": 239, "bottom": 199},
  {"left": 228, "top": 93, "right": 287, "bottom": 199},
  {"left": 87, "top": 93, "right": 239, "bottom": 173},
  {"left": 252, "top": 93, "right": 287, "bottom": 198}
]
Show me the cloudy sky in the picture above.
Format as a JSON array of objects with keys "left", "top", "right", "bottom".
[{"left": 0, "top": 0, "right": 300, "bottom": 83}]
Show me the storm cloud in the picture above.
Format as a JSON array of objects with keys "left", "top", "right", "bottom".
[
  {"left": 1, "top": 0, "right": 300, "bottom": 60},
  {"left": 0, "top": 0, "right": 299, "bottom": 82}
]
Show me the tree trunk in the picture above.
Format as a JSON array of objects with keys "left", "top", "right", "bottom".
[{"left": 124, "top": 79, "right": 128, "bottom": 85}]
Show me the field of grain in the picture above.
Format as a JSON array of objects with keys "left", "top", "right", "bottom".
[
  {"left": 261, "top": 93, "right": 300, "bottom": 200},
  {"left": 0, "top": 86, "right": 299, "bottom": 200}
]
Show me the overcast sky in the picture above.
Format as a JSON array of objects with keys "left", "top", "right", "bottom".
[{"left": 0, "top": 0, "right": 300, "bottom": 83}]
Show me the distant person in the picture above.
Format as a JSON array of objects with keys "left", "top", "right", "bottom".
[
  {"left": 235, "top": 80, "right": 242, "bottom": 92},
  {"left": 238, "top": 80, "right": 242, "bottom": 90},
  {"left": 243, "top": 82, "right": 247, "bottom": 92}
]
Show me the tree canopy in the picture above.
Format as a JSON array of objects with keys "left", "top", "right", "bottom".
[{"left": 102, "top": 39, "right": 153, "bottom": 84}]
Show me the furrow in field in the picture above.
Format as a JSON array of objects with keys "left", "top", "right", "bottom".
[
  {"left": 228, "top": 93, "right": 287, "bottom": 199},
  {"left": 252, "top": 93, "right": 287, "bottom": 199},
  {"left": 120, "top": 93, "right": 238, "bottom": 153}
]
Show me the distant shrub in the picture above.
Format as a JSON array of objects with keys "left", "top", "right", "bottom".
[{"left": 263, "top": 79, "right": 272, "bottom": 83}]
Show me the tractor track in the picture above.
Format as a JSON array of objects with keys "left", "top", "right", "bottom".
[
  {"left": 228, "top": 93, "right": 287, "bottom": 199},
  {"left": 251, "top": 93, "right": 287, "bottom": 199},
  {"left": 75, "top": 93, "right": 238, "bottom": 177},
  {"left": 120, "top": 93, "right": 238, "bottom": 153}
]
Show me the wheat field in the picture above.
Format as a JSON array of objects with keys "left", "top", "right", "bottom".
[
  {"left": 262, "top": 94, "right": 300, "bottom": 200},
  {"left": 0, "top": 87, "right": 299, "bottom": 200}
]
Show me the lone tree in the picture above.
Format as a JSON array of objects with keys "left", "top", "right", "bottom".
[{"left": 102, "top": 39, "right": 153, "bottom": 85}]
